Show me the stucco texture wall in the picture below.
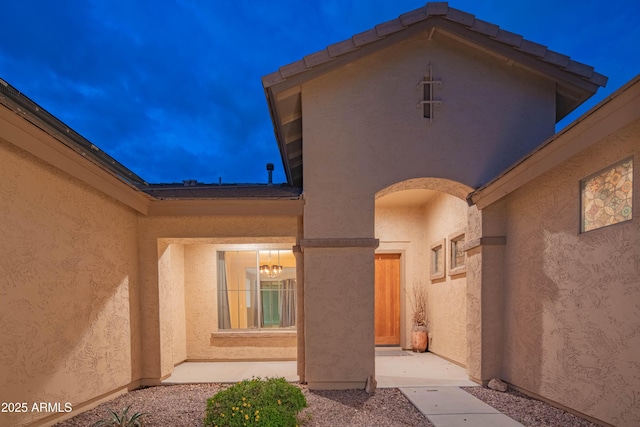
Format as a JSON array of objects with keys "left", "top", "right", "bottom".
[
  {"left": 137, "top": 217, "right": 299, "bottom": 380},
  {"left": 423, "top": 192, "right": 468, "bottom": 365},
  {"left": 502, "top": 119, "right": 640, "bottom": 426},
  {"left": 0, "top": 140, "right": 140, "bottom": 427},
  {"left": 301, "top": 26, "right": 555, "bottom": 390},
  {"left": 302, "top": 32, "right": 555, "bottom": 239}
]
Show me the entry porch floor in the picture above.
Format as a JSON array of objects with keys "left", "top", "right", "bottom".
[{"left": 163, "top": 349, "right": 477, "bottom": 388}]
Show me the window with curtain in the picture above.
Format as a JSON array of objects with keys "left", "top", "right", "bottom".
[{"left": 217, "top": 250, "right": 296, "bottom": 330}]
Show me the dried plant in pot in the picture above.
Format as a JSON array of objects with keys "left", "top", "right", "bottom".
[{"left": 409, "top": 285, "right": 428, "bottom": 352}]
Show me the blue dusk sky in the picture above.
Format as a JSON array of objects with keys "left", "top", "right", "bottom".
[{"left": 1, "top": 1, "right": 639, "bottom": 185}]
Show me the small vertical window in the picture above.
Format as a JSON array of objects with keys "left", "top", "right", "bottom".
[
  {"left": 430, "top": 239, "right": 445, "bottom": 280},
  {"left": 448, "top": 231, "right": 466, "bottom": 276},
  {"left": 581, "top": 158, "right": 633, "bottom": 232}
]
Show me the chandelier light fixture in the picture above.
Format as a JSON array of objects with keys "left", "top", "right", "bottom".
[{"left": 260, "top": 250, "right": 282, "bottom": 278}]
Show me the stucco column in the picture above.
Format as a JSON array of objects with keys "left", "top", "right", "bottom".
[
  {"left": 293, "top": 244, "right": 305, "bottom": 383},
  {"left": 465, "top": 202, "right": 506, "bottom": 384},
  {"left": 301, "top": 238, "right": 379, "bottom": 390}
]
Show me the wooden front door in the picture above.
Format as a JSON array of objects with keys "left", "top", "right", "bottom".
[{"left": 375, "top": 253, "right": 401, "bottom": 345}]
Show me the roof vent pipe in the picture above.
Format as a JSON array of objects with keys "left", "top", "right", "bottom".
[{"left": 266, "top": 163, "right": 274, "bottom": 185}]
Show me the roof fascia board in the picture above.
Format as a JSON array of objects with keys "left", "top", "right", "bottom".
[
  {"left": 434, "top": 19, "right": 600, "bottom": 94},
  {"left": 264, "top": 85, "right": 295, "bottom": 185},
  {"left": 0, "top": 105, "right": 151, "bottom": 214},
  {"left": 264, "top": 16, "right": 600, "bottom": 98},
  {"left": 147, "top": 198, "right": 304, "bottom": 216},
  {"left": 469, "top": 75, "right": 640, "bottom": 209}
]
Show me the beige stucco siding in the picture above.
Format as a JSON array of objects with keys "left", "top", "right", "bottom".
[
  {"left": 423, "top": 192, "right": 467, "bottom": 365},
  {"left": 158, "top": 243, "right": 187, "bottom": 366},
  {"left": 502, "top": 119, "right": 640, "bottom": 426},
  {"left": 0, "top": 139, "right": 140, "bottom": 427},
  {"left": 300, "top": 31, "right": 554, "bottom": 387},
  {"left": 302, "top": 33, "right": 555, "bottom": 239}
]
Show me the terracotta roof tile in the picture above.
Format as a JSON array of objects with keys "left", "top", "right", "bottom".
[
  {"left": 590, "top": 72, "right": 608, "bottom": 87},
  {"left": 517, "top": 40, "right": 547, "bottom": 58},
  {"left": 353, "top": 28, "right": 381, "bottom": 47},
  {"left": 399, "top": 7, "right": 427, "bottom": 26},
  {"left": 425, "top": 2, "right": 449, "bottom": 15},
  {"left": 469, "top": 19, "right": 500, "bottom": 37},
  {"left": 262, "top": 70, "right": 284, "bottom": 87},
  {"left": 263, "top": 2, "right": 607, "bottom": 94},
  {"left": 327, "top": 38, "right": 358, "bottom": 57},
  {"left": 304, "top": 50, "right": 333, "bottom": 68},
  {"left": 279, "top": 60, "right": 308, "bottom": 78},
  {"left": 494, "top": 29, "right": 524, "bottom": 47},
  {"left": 375, "top": 18, "right": 406, "bottom": 37},
  {"left": 565, "top": 60, "right": 595, "bottom": 78},
  {"left": 445, "top": 7, "right": 476, "bottom": 27},
  {"left": 541, "top": 50, "right": 571, "bottom": 68}
]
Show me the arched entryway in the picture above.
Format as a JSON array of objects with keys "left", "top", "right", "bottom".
[{"left": 374, "top": 178, "right": 475, "bottom": 367}]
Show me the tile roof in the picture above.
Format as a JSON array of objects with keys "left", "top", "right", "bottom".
[
  {"left": 140, "top": 183, "right": 302, "bottom": 200},
  {"left": 262, "top": 2, "right": 607, "bottom": 89}
]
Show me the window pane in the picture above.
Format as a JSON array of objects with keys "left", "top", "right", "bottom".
[
  {"left": 451, "top": 237, "right": 465, "bottom": 269},
  {"left": 582, "top": 159, "right": 633, "bottom": 232},
  {"left": 218, "top": 249, "right": 296, "bottom": 330},
  {"left": 218, "top": 251, "right": 258, "bottom": 329}
]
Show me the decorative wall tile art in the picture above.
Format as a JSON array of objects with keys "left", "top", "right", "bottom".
[{"left": 581, "top": 158, "right": 633, "bottom": 232}]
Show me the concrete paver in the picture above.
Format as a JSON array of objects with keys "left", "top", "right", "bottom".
[{"left": 400, "top": 386, "right": 524, "bottom": 427}]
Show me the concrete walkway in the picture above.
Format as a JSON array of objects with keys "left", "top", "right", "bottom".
[
  {"left": 400, "top": 386, "right": 523, "bottom": 427},
  {"left": 163, "top": 350, "right": 522, "bottom": 426}
]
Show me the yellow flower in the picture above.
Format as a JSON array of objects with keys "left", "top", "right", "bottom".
[
  {"left": 242, "top": 397, "right": 246, "bottom": 401},
  {"left": 255, "top": 410, "right": 259, "bottom": 415},
  {"left": 278, "top": 399, "right": 282, "bottom": 405},
  {"left": 220, "top": 413, "right": 225, "bottom": 417},
  {"left": 245, "top": 414, "right": 249, "bottom": 420}
]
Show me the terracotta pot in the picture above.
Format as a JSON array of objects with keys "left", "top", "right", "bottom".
[{"left": 411, "top": 325, "right": 428, "bottom": 352}]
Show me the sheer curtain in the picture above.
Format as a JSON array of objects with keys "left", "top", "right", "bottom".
[
  {"left": 217, "top": 252, "right": 231, "bottom": 329},
  {"left": 280, "top": 279, "right": 296, "bottom": 327}
]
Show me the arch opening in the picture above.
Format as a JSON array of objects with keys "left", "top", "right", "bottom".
[{"left": 374, "top": 178, "right": 474, "bottom": 367}]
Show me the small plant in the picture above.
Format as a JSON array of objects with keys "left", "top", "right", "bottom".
[
  {"left": 204, "top": 377, "right": 307, "bottom": 427},
  {"left": 409, "top": 284, "right": 428, "bottom": 327},
  {"left": 92, "top": 405, "right": 145, "bottom": 427}
]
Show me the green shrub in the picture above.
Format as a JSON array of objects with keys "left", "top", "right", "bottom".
[
  {"left": 204, "top": 377, "right": 307, "bottom": 427},
  {"left": 92, "top": 405, "right": 145, "bottom": 427}
]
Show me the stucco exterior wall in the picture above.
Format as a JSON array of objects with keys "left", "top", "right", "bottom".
[
  {"left": 502, "top": 119, "right": 640, "bottom": 426},
  {"left": 302, "top": 33, "right": 555, "bottom": 239},
  {"left": 0, "top": 140, "right": 140, "bottom": 427},
  {"left": 422, "top": 192, "right": 468, "bottom": 365},
  {"left": 301, "top": 27, "right": 556, "bottom": 390},
  {"left": 158, "top": 243, "right": 187, "bottom": 367},
  {"left": 137, "top": 216, "right": 299, "bottom": 380}
]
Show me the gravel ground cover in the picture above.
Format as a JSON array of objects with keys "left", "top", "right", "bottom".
[
  {"left": 462, "top": 387, "right": 599, "bottom": 427},
  {"left": 54, "top": 383, "right": 597, "bottom": 427}
]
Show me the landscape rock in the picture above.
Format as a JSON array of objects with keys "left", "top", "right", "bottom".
[
  {"left": 488, "top": 378, "right": 508, "bottom": 392},
  {"left": 365, "top": 375, "right": 377, "bottom": 395}
]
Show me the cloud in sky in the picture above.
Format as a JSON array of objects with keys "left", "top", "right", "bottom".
[{"left": 1, "top": 0, "right": 639, "bottom": 184}]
